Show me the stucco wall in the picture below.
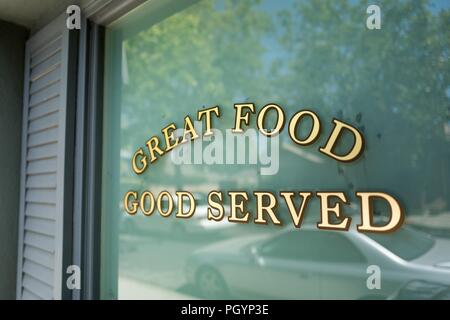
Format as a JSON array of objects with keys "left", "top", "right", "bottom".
[{"left": 0, "top": 20, "right": 28, "bottom": 299}]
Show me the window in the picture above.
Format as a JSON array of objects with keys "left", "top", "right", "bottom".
[
  {"left": 101, "top": 0, "right": 450, "bottom": 300},
  {"left": 367, "top": 227, "right": 435, "bottom": 261}
]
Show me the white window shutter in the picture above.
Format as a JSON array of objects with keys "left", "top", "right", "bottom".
[{"left": 17, "top": 14, "right": 76, "bottom": 300}]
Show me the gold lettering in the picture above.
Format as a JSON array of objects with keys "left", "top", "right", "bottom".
[
  {"left": 280, "top": 192, "right": 312, "bottom": 228},
  {"left": 257, "top": 104, "right": 285, "bottom": 137},
  {"left": 288, "top": 110, "right": 321, "bottom": 145},
  {"left": 317, "top": 192, "right": 351, "bottom": 230},
  {"left": 356, "top": 192, "right": 404, "bottom": 233},
  {"left": 228, "top": 191, "right": 250, "bottom": 223},
  {"left": 319, "top": 119, "right": 364, "bottom": 162},
  {"left": 198, "top": 106, "right": 220, "bottom": 136},
  {"left": 232, "top": 103, "right": 255, "bottom": 133},
  {"left": 208, "top": 191, "right": 225, "bottom": 221}
]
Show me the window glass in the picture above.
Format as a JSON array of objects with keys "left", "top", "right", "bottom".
[
  {"left": 102, "top": 0, "right": 450, "bottom": 299},
  {"left": 259, "top": 231, "right": 305, "bottom": 259},
  {"left": 367, "top": 227, "right": 435, "bottom": 261},
  {"left": 261, "top": 231, "right": 366, "bottom": 263}
]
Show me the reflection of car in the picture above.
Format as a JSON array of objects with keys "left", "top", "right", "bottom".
[
  {"left": 388, "top": 280, "right": 450, "bottom": 300},
  {"left": 186, "top": 225, "right": 450, "bottom": 299},
  {"left": 407, "top": 212, "right": 450, "bottom": 239}
]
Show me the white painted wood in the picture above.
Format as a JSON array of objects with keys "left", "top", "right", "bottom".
[
  {"left": 28, "top": 97, "right": 60, "bottom": 121},
  {"left": 27, "top": 127, "right": 59, "bottom": 148},
  {"left": 23, "top": 245, "right": 55, "bottom": 269},
  {"left": 29, "top": 81, "right": 61, "bottom": 107},
  {"left": 17, "top": 13, "right": 72, "bottom": 300},
  {"left": 22, "top": 288, "right": 42, "bottom": 300},
  {"left": 25, "top": 189, "right": 57, "bottom": 204},
  {"left": 30, "top": 37, "right": 62, "bottom": 68},
  {"left": 22, "top": 275, "right": 53, "bottom": 300},
  {"left": 30, "top": 68, "right": 61, "bottom": 94},
  {"left": 28, "top": 111, "right": 59, "bottom": 134},
  {"left": 24, "top": 216, "right": 56, "bottom": 237},
  {"left": 26, "top": 157, "right": 57, "bottom": 175},
  {"left": 25, "top": 203, "right": 56, "bottom": 220},
  {"left": 30, "top": 52, "right": 62, "bottom": 82},
  {"left": 26, "top": 173, "right": 57, "bottom": 189},
  {"left": 23, "top": 259, "right": 54, "bottom": 286},
  {"left": 27, "top": 142, "right": 58, "bottom": 161},
  {"left": 23, "top": 231, "right": 55, "bottom": 253}
]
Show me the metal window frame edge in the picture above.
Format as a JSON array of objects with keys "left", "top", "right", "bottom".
[
  {"left": 73, "top": 18, "right": 104, "bottom": 301},
  {"left": 82, "top": 0, "right": 147, "bottom": 26},
  {"left": 74, "top": 0, "right": 147, "bottom": 300},
  {"left": 75, "top": 0, "right": 201, "bottom": 300}
]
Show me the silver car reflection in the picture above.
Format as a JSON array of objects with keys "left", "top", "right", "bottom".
[{"left": 185, "top": 225, "right": 450, "bottom": 299}]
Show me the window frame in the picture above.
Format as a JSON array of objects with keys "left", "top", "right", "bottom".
[
  {"left": 75, "top": 0, "right": 200, "bottom": 300},
  {"left": 74, "top": 0, "right": 145, "bottom": 300}
]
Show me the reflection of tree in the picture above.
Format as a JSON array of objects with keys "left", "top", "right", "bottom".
[
  {"left": 274, "top": 0, "right": 450, "bottom": 211},
  {"left": 115, "top": 0, "right": 449, "bottom": 212},
  {"left": 119, "top": 0, "right": 273, "bottom": 189},
  {"left": 123, "top": 0, "right": 271, "bottom": 140},
  {"left": 276, "top": 0, "right": 449, "bottom": 127}
]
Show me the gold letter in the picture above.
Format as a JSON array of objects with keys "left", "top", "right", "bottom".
[
  {"left": 356, "top": 192, "right": 404, "bottom": 233},
  {"left": 157, "top": 191, "right": 174, "bottom": 217},
  {"left": 254, "top": 192, "right": 282, "bottom": 225},
  {"left": 257, "top": 104, "right": 285, "bottom": 137},
  {"left": 140, "top": 191, "right": 155, "bottom": 216},
  {"left": 124, "top": 191, "right": 138, "bottom": 215},
  {"left": 232, "top": 103, "right": 255, "bottom": 133},
  {"left": 176, "top": 191, "right": 196, "bottom": 218},
  {"left": 198, "top": 106, "right": 220, "bottom": 136},
  {"left": 208, "top": 191, "right": 224, "bottom": 221},
  {"left": 288, "top": 110, "right": 321, "bottom": 145},
  {"left": 146, "top": 136, "right": 165, "bottom": 163},
  {"left": 132, "top": 148, "right": 148, "bottom": 174},
  {"left": 319, "top": 119, "right": 364, "bottom": 162},
  {"left": 317, "top": 192, "right": 351, "bottom": 230},
  {"left": 280, "top": 192, "right": 312, "bottom": 228},
  {"left": 182, "top": 115, "right": 199, "bottom": 143},
  {"left": 162, "top": 123, "right": 181, "bottom": 152},
  {"left": 228, "top": 191, "right": 250, "bottom": 223}
]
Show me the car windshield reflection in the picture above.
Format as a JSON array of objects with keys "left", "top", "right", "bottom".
[{"left": 366, "top": 227, "right": 435, "bottom": 261}]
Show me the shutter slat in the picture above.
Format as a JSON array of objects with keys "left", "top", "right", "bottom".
[
  {"left": 25, "top": 216, "right": 55, "bottom": 237},
  {"left": 27, "top": 127, "right": 58, "bottom": 148},
  {"left": 22, "top": 275, "right": 53, "bottom": 300},
  {"left": 28, "top": 97, "right": 59, "bottom": 121},
  {"left": 28, "top": 111, "right": 59, "bottom": 134},
  {"left": 30, "top": 51, "right": 61, "bottom": 82},
  {"left": 25, "top": 189, "right": 56, "bottom": 205},
  {"left": 26, "top": 173, "right": 57, "bottom": 189},
  {"left": 23, "top": 259, "right": 54, "bottom": 286},
  {"left": 29, "top": 67, "right": 61, "bottom": 95},
  {"left": 23, "top": 245, "right": 54, "bottom": 270},
  {"left": 24, "top": 231, "right": 55, "bottom": 253},
  {"left": 29, "top": 81, "right": 60, "bottom": 107},
  {"left": 25, "top": 203, "right": 56, "bottom": 220},
  {"left": 30, "top": 37, "right": 62, "bottom": 68},
  {"left": 26, "top": 157, "right": 57, "bottom": 175},
  {"left": 22, "top": 288, "right": 42, "bottom": 300},
  {"left": 27, "top": 142, "right": 58, "bottom": 161}
]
